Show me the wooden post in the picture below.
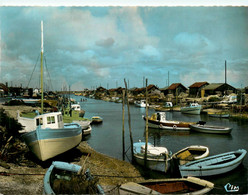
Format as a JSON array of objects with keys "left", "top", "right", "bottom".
[
  {"left": 122, "top": 89, "right": 126, "bottom": 160},
  {"left": 124, "top": 79, "right": 133, "bottom": 159},
  {"left": 144, "top": 78, "right": 149, "bottom": 168}
]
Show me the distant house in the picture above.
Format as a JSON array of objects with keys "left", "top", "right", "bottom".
[
  {"left": 108, "top": 87, "right": 124, "bottom": 96},
  {"left": 160, "top": 86, "right": 169, "bottom": 96},
  {"left": 245, "top": 86, "right": 248, "bottom": 94},
  {"left": 132, "top": 84, "right": 159, "bottom": 96},
  {"left": 166, "top": 83, "right": 187, "bottom": 96},
  {"left": 188, "top": 82, "right": 209, "bottom": 97},
  {"left": 203, "top": 83, "right": 237, "bottom": 96},
  {"left": 0, "top": 83, "right": 8, "bottom": 96},
  {"left": 95, "top": 86, "right": 108, "bottom": 99}
]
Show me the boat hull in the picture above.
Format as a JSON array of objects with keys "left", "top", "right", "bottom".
[
  {"left": 179, "top": 149, "right": 247, "bottom": 177},
  {"left": 181, "top": 107, "right": 201, "bottom": 115},
  {"left": 133, "top": 142, "right": 170, "bottom": 173},
  {"left": 133, "top": 154, "right": 170, "bottom": 173},
  {"left": 43, "top": 161, "right": 104, "bottom": 194},
  {"left": 21, "top": 123, "right": 82, "bottom": 161},
  {"left": 172, "top": 145, "right": 209, "bottom": 165},
  {"left": 190, "top": 124, "right": 232, "bottom": 134},
  {"left": 144, "top": 116, "right": 192, "bottom": 131},
  {"left": 119, "top": 177, "right": 214, "bottom": 195}
]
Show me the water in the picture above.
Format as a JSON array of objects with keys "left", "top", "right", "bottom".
[{"left": 75, "top": 95, "right": 248, "bottom": 194}]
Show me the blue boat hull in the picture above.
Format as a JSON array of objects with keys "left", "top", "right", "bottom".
[
  {"left": 43, "top": 161, "right": 105, "bottom": 194},
  {"left": 179, "top": 149, "right": 247, "bottom": 177},
  {"left": 21, "top": 123, "right": 82, "bottom": 161}
]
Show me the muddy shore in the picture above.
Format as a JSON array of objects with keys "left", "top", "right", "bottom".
[
  {"left": 0, "top": 141, "right": 144, "bottom": 194},
  {"left": 0, "top": 104, "right": 144, "bottom": 194}
]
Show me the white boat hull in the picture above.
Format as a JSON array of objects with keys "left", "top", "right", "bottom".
[
  {"left": 181, "top": 107, "right": 201, "bottom": 115},
  {"left": 29, "top": 134, "right": 82, "bottom": 161},
  {"left": 134, "top": 154, "right": 170, "bottom": 173}
]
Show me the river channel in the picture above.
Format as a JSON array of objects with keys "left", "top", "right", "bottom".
[{"left": 74, "top": 95, "right": 247, "bottom": 194}]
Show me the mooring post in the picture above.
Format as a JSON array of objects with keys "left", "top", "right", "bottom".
[
  {"left": 122, "top": 89, "right": 126, "bottom": 160},
  {"left": 144, "top": 78, "right": 149, "bottom": 168},
  {"left": 124, "top": 79, "right": 133, "bottom": 159}
]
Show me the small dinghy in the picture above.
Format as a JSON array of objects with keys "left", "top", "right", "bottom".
[
  {"left": 172, "top": 145, "right": 209, "bottom": 165},
  {"left": 179, "top": 149, "right": 247, "bottom": 177},
  {"left": 133, "top": 141, "right": 171, "bottom": 173},
  {"left": 119, "top": 177, "right": 214, "bottom": 194},
  {"left": 43, "top": 161, "right": 105, "bottom": 194},
  {"left": 190, "top": 122, "right": 232, "bottom": 134}
]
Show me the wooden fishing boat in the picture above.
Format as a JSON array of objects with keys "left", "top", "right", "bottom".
[
  {"left": 179, "top": 149, "right": 247, "bottom": 177},
  {"left": 172, "top": 145, "right": 209, "bottom": 165},
  {"left": 133, "top": 141, "right": 171, "bottom": 173},
  {"left": 181, "top": 103, "right": 202, "bottom": 115},
  {"left": 43, "top": 161, "right": 105, "bottom": 194},
  {"left": 208, "top": 111, "right": 230, "bottom": 118},
  {"left": 21, "top": 118, "right": 82, "bottom": 161},
  {"left": 19, "top": 22, "right": 82, "bottom": 161},
  {"left": 143, "top": 112, "right": 195, "bottom": 131},
  {"left": 190, "top": 123, "right": 232, "bottom": 134},
  {"left": 119, "top": 177, "right": 214, "bottom": 194},
  {"left": 91, "top": 116, "right": 103, "bottom": 124}
]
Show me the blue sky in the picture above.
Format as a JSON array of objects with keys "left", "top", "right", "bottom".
[{"left": 0, "top": 6, "right": 248, "bottom": 91}]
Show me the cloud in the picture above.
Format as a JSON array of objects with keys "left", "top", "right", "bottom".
[{"left": 96, "top": 37, "right": 115, "bottom": 48}]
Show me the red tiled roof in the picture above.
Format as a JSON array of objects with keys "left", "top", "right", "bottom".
[
  {"left": 189, "top": 82, "right": 209, "bottom": 88},
  {"left": 167, "top": 83, "right": 181, "bottom": 90}
]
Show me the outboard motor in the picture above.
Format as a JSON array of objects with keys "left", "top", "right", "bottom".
[{"left": 197, "top": 121, "right": 206, "bottom": 125}]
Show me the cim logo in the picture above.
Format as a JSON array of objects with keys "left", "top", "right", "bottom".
[{"left": 224, "top": 183, "right": 239, "bottom": 192}]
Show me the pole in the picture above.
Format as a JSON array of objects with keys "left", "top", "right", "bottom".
[
  {"left": 122, "top": 89, "right": 125, "bottom": 160},
  {"left": 144, "top": 78, "right": 149, "bottom": 168},
  {"left": 40, "top": 21, "right": 44, "bottom": 114},
  {"left": 124, "top": 79, "right": 133, "bottom": 159}
]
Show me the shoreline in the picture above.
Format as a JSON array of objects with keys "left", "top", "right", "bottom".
[
  {"left": 0, "top": 104, "right": 144, "bottom": 194},
  {"left": 0, "top": 141, "right": 144, "bottom": 194}
]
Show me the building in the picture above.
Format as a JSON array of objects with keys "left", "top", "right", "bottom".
[
  {"left": 0, "top": 83, "right": 8, "bottom": 96},
  {"left": 188, "top": 82, "right": 209, "bottom": 97},
  {"left": 203, "top": 83, "right": 237, "bottom": 96},
  {"left": 165, "top": 83, "right": 187, "bottom": 96}
]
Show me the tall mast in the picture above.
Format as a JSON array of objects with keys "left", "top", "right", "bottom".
[{"left": 41, "top": 21, "right": 44, "bottom": 114}]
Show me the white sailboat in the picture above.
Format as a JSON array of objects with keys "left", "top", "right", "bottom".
[{"left": 20, "top": 21, "right": 82, "bottom": 161}]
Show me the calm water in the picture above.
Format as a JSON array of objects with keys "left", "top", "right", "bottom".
[{"left": 77, "top": 96, "right": 248, "bottom": 194}]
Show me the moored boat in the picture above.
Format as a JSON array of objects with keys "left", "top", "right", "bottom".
[
  {"left": 134, "top": 100, "right": 148, "bottom": 108},
  {"left": 143, "top": 112, "right": 195, "bottom": 131},
  {"left": 133, "top": 141, "right": 171, "bottom": 173},
  {"left": 208, "top": 111, "right": 230, "bottom": 118},
  {"left": 19, "top": 21, "right": 82, "bottom": 161},
  {"left": 190, "top": 123, "right": 232, "bottom": 134},
  {"left": 119, "top": 177, "right": 214, "bottom": 194},
  {"left": 181, "top": 103, "right": 202, "bottom": 115},
  {"left": 91, "top": 116, "right": 103, "bottom": 124},
  {"left": 172, "top": 145, "right": 209, "bottom": 165},
  {"left": 43, "top": 161, "right": 105, "bottom": 194},
  {"left": 179, "top": 149, "right": 247, "bottom": 177},
  {"left": 21, "top": 119, "right": 82, "bottom": 161}
]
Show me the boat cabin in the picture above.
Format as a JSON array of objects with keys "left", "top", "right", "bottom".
[
  {"left": 71, "top": 104, "right": 81, "bottom": 111},
  {"left": 150, "top": 112, "right": 167, "bottom": 122},
  {"left": 35, "top": 112, "right": 64, "bottom": 129}
]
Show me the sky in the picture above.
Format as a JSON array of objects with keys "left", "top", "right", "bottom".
[{"left": 0, "top": 5, "right": 248, "bottom": 91}]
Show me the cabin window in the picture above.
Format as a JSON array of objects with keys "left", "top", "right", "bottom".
[
  {"left": 51, "top": 116, "right": 55, "bottom": 124},
  {"left": 47, "top": 117, "right": 51, "bottom": 124},
  {"left": 36, "top": 118, "right": 43, "bottom": 126}
]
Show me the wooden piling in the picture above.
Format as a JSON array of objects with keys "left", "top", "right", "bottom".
[
  {"left": 122, "top": 89, "right": 126, "bottom": 160},
  {"left": 144, "top": 78, "right": 148, "bottom": 168},
  {"left": 124, "top": 79, "right": 133, "bottom": 159}
]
